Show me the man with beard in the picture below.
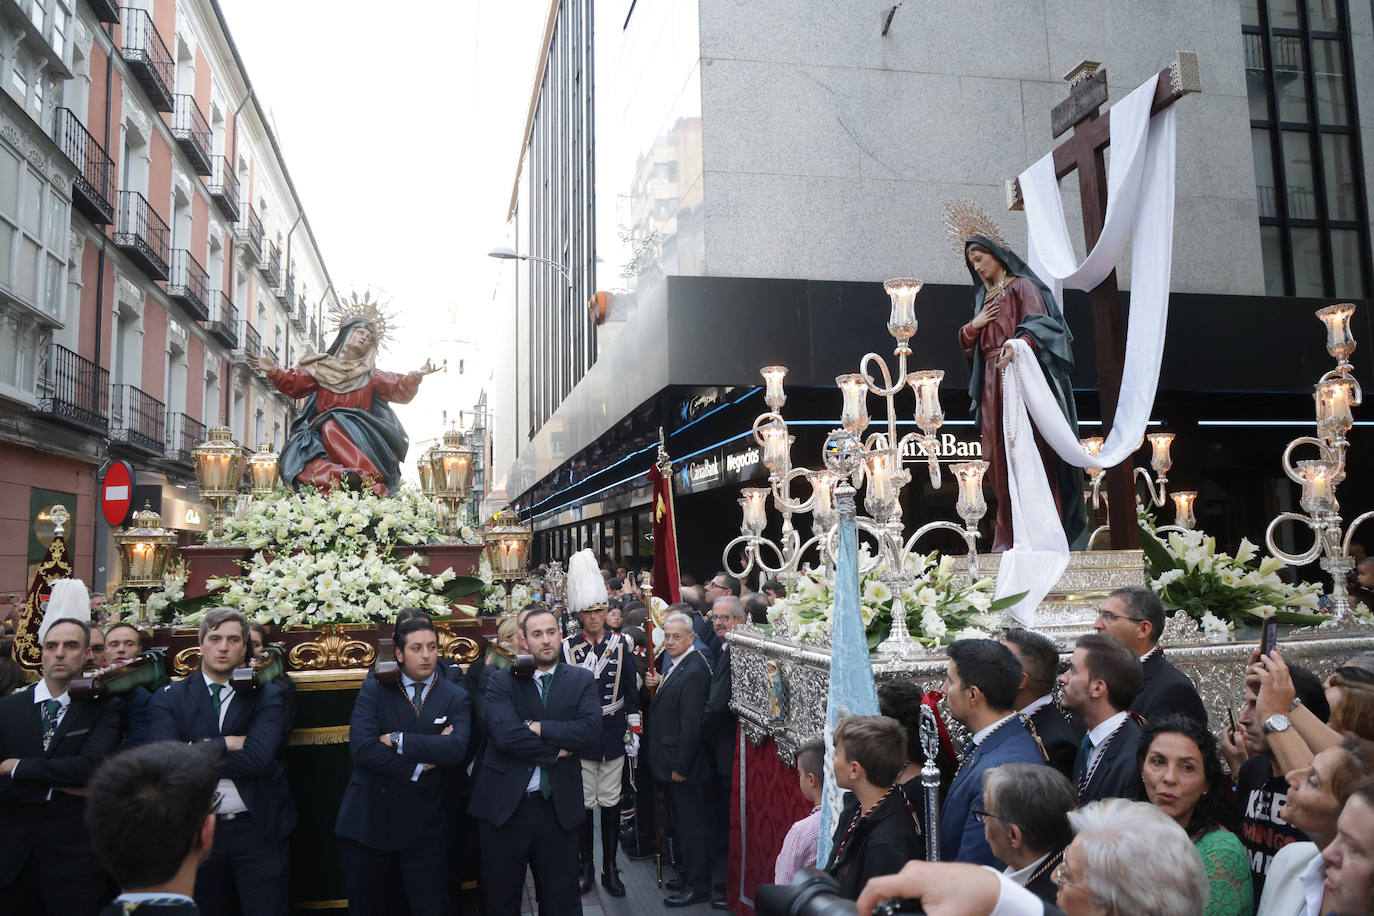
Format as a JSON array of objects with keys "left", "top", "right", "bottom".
[
  {"left": 0, "top": 611, "right": 121, "bottom": 914},
  {"left": 469, "top": 608, "right": 599, "bottom": 914},
  {"left": 1059, "top": 634, "right": 1145, "bottom": 805}
]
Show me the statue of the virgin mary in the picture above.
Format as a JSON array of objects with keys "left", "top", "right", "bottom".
[{"left": 253, "top": 298, "right": 436, "bottom": 496}]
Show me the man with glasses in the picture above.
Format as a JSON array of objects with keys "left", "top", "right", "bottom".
[
  {"left": 978, "top": 763, "right": 1075, "bottom": 904},
  {"left": 1092, "top": 585, "right": 1207, "bottom": 725},
  {"left": 646, "top": 612, "right": 714, "bottom": 906}
]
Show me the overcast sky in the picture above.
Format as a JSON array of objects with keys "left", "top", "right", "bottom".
[{"left": 220, "top": 0, "right": 546, "bottom": 460}]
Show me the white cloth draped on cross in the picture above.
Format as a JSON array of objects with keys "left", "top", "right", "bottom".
[{"left": 995, "top": 73, "right": 1178, "bottom": 625}]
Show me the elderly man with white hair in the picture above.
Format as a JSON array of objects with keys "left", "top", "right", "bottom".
[
  {"left": 646, "top": 612, "right": 714, "bottom": 907},
  {"left": 854, "top": 798, "right": 1208, "bottom": 916}
]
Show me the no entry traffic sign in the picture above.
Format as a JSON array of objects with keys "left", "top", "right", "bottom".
[{"left": 101, "top": 460, "right": 134, "bottom": 526}]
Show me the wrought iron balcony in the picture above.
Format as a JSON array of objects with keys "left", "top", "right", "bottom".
[
  {"left": 87, "top": 0, "right": 120, "bottom": 23},
  {"left": 170, "top": 94, "right": 212, "bottom": 175},
  {"left": 110, "top": 383, "right": 166, "bottom": 456},
  {"left": 309, "top": 316, "right": 318, "bottom": 349},
  {"left": 115, "top": 190, "right": 170, "bottom": 280},
  {"left": 120, "top": 8, "right": 173, "bottom": 112},
  {"left": 167, "top": 249, "right": 209, "bottom": 320},
  {"left": 264, "top": 345, "right": 279, "bottom": 366},
  {"left": 206, "top": 291, "right": 238, "bottom": 349},
  {"left": 274, "top": 268, "right": 292, "bottom": 304},
  {"left": 53, "top": 108, "right": 115, "bottom": 224},
  {"left": 33, "top": 344, "right": 109, "bottom": 434},
  {"left": 263, "top": 242, "right": 282, "bottom": 288},
  {"left": 234, "top": 203, "right": 263, "bottom": 263},
  {"left": 165, "top": 412, "right": 206, "bottom": 466},
  {"left": 208, "top": 155, "right": 239, "bottom": 222},
  {"left": 237, "top": 320, "right": 261, "bottom": 360}
]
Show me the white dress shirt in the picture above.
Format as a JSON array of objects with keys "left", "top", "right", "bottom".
[
  {"left": 1084, "top": 709, "right": 1128, "bottom": 773},
  {"left": 972, "top": 713, "right": 1017, "bottom": 746},
  {"left": 1018, "top": 694, "right": 1054, "bottom": 718},
  {"left": 986, "top": 868, "right": 1052, "bottom": 916},
  {"left": 204, "top": 672, "right": 248, "bottom": 816},
  {"left": 526, "top": 667, "right": 557, "bottom": 794},
  {"left": 1003, "top": 852, "right": 1052, "bottom": 887},
  {"left": 397, "top": 671, "right": 437, "bottom": 782}
]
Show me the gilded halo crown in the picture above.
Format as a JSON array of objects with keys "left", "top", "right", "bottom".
[
  {"left": 943, "top": 198, "right": 1006, "bottom": 256},
  {"left": 327, "top": 291, "right": 397, "bottom": 351}
]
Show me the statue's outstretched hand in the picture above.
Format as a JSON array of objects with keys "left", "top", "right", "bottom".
[
  {"left": 415, "top": 359, "right": 444, "bottom": 377},
  {"left": 254, "top": 354, "right": 277, "bottom": 376}
]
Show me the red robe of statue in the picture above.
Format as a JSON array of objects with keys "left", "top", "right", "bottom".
[
  {"left": 957, "top": 277, "right": 1066, "bottom": 552},
  {"left": 267, "top": 367, "right": 421, "bottom": 496}
]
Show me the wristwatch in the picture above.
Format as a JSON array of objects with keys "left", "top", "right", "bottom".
[
  {"left": 389, "top": 731, "right": 402, "bottom": 749},
  {"left": 1262, "top": 714, "right": 1291, "bottom": 735}
]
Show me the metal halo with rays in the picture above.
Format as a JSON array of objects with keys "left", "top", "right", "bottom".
[
  {"left": 327, "top": 290, "right": 398, "bottom": 352},
  {"left": 942, "top": 198, "right": 1006, "bottom": 256}
]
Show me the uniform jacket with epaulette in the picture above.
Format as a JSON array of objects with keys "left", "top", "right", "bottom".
[{"left": 562, "top": 630, "right": 639, "bottom": 761}]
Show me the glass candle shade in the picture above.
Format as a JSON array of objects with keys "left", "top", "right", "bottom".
[
  {"left": 1316, "top": 376, "right": 1358, "bottom": 440},
  {"left": 484, "top": 512, "right": 533, "bottom": 579},
  {"left": 865, "top": 449, "right": 898, "bottom": 504},
  {"left": 808, "top": 470, "right": 839, "bottom": 533},
  {"left": 417, "top": 447, "right": 437, "bottom": 496},
  {"left": 1171, "top": 490, "right": 1198, "bottom": 530},
  {"left": 1146, "top": 432, "right": 1175, "bottom": 476},
  {"left": 952, "top": 460, "right": 989, "bottom": 523},
  {"left": 248, "top": 442, "right": 279, "bottom": 495},
  {"left": 908, "top": 369, "right": 945, "bottom": 433},
  {"left": 192, "top": 425, "right": 245, "bottom": 498},
  {"left": 739, "top": 488, "right": 769, "bottom": 536},
  {"left": 760, "top": 365, "right": 788, "bottom": 411},
  {"left": 1317, "top": 303, "right": 1357, "bottom": 362},
  {"left": 837, "top": 374, "right": 871, "bottom": 435},
  {"left": 760, "top": 423, "right": 794, "bottom": 476},
  {"left": 1297, "top": 459, "right": 1339, "bottom": 515},
  {"left": 432, "top": 428, "right": 477, "bottom": 498},
  {"left": 1080, "top": 435, "right": 1106, "bottom": 476},
  {"left": 883, "top": 278, "right": 923, "bottom": 344}
]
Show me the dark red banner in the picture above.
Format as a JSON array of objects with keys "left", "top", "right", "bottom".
[{"left": 649, "top": 462, "right": 681, "bottom": 606}]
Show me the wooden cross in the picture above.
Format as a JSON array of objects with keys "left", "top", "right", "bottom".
[{"left": 1008, "top": 53, "right": 1200, "bottom": 550}]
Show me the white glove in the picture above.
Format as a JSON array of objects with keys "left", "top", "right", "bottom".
[{"left": 624, "top": 731, "right": 641, "bottom": 758}]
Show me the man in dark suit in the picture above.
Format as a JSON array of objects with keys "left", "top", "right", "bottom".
[
  {"left": 1002, "top": 628, "right": 1084, "bottom": 778},
  {"left": 148, "top": 607, "right": 295, "bottom": 916},
  {"left": 335, "top": 614, "right": 471, "bottom": 915},
  {"left": 88, "top": 741, "right": 222, "bottom": 916},
  {"left": 105, "top": 622, "right": 154, "bottom": 748},
  {"left": 938, "top": 639, "right": 1046, "bottom": 867},
  {"left": 0, "top": 616, "right": 121, "bottom": 915},
  {"left": 704, "top": 595, "right": 745, "bottom": 907},
  {"left": 645, "top": 611, "right": 715, "bottom": 906},
  {"left": 1092, "top": 586, "right": 1207, "bottom": 725},
  {"left": 980, "top": 763, "right": 1075, "bottom": 906},
  {"left": 1059, "top": 633, "right": 1146, "bottom": 804},
  {"left": 468, "top": 607, "right": 600, "bottom": 915}
]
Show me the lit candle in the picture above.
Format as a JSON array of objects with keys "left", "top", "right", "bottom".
[
  {"left": 1316, "top": 302, "right": 1357, "bottom": 362},
  {"left": 1316, "top": 377, "right": 1356, "bottom": 437},
  {"left": 908, "top": 369, "right": 944, "bottom": 431},
  {"left": 809, "top": 471, "right": 837, "bottom": 518},
  {"left": 952, "top": 460, "right": 988, "bottom": 523},
  {"left": 760, "top": 365, "right": 788, "bottom": 410},
  {"left": 883, "top": 278, "right": 923, "bottom": 343},
  {"left": 1298, "top": 459, "right": 1338, "bottom": 515},
  {"left": 867, "top": 451, "right": 895, "bottom": 502},
  {"left": 1146, "top": 432, "right": 1175, "bottom": 476},
  {"left": 1171, "top": 490, "right": 1197, "bottom": 530},
  {"left": 837, "top": 374, "right": 870, "bottom": 434},
  {"left": 132, "top": 542, "right": 154, "bottom": 579},
  {"left": 760, "top": 423, "right": 793, "bottom": 475}
]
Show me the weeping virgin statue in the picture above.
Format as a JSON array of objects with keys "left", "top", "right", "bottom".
[
  {"left": 253, "top": 298, "right": 439, "bottom": 497},
  {"left": 948, "top": 202, "right": 1089, "bottom": 552}
]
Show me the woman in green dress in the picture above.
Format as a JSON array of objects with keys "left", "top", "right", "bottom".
[{"left": 1138, "top": 715, "right": 1253, "bottom": 916}]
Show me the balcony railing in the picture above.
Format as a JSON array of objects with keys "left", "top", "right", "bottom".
[
  {"left": 167, "top": 249, "right": 209, "bottom": 321},
  {"left": 274, "top": 268, "right": 292, "bottom": 304},
  {"left": 120, "top": 8, "right": 173, "bottom": 112},
  {"left": 206, "top": 291, "right": 238, "bottom": 348},
  {"left": 235, "top": 203, "right": 263, "bottom": 262},
  {"left": 309, "top": 316, "right": 318, "bottom": 350},
  {"left": 87, "top": 0, "right": 120, "bottom": 23},
  {"left": 115, "top": 190, "right": 170, "bottom": 280},
  {"left": 110, "top": 383, "right": 166, "bottom": 456},
  {"left": 33, "top": 344, "right": 108, "bottom": 434},
  {"left": 208, "top": 156, "right": 239, "bottom": 222},
  {"left": 237, "top": 320, "right": 261, "bottom": 360},
  {"left": 263, "top": 242, "right": 282, "bottom": 288},
  {"left": 165, "top": 412, "right": 206, "bottom": 466},
  {"left": 53, "top": 108, "right": 115, "bottom": 224},
  {"left": 170, "top": 94, "right": 212, "bottom": 175}
]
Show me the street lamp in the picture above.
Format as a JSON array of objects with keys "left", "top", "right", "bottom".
[{"left": 487, "top": 246, "right": 574, "bottom": 288}]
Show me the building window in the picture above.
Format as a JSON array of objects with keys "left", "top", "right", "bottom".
[
  {"left": 0, "top": 144, "right": 69, "bottom": 320},
  {"left": 1244, "top": 0, "right": 1371, "bottom": 297}
]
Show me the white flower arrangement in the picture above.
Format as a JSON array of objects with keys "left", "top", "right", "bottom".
[
  {"left": 1141, "top": 529, "right": 1325, "bottom": 628},
  {"left": 218, "top": 486, "right": 477, "bottom": 553},
  {"left": 766, "top": 551, "right": 1014, "bottom": 649}
]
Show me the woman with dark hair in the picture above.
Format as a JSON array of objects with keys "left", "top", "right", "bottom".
[
  {"left": 1138, "top": 714, "right": 1251, "bottom": 916},
  {"left": 255, "top": 310, "right": 438, "bottom": 496},
  {"left": 877, "top": 679, "right": 955, "bottom": 841},
  {"left": 955, "top": 233, "right": 1088, "bottom": 551}
]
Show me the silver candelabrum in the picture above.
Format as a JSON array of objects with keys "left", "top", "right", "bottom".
[
  {"left": 722, "top": 278, "right": 990, "bottom": 660},
  {"left": 1266, "top": 303, "right": 1369, "bottom": 626},
  {"left": 1081, "top": 431, "right": 1198, "bottom": 548}
]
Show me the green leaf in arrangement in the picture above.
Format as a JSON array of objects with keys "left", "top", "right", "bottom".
[
  {"left": 441, "top": 575, "right": 486, "bottom": 602},
  {"left": 987, "top": 591, "right": 1029, "bottom": 612},
  {"left": 1138, "top": 527, "right": 1179, "bottom": 576}
]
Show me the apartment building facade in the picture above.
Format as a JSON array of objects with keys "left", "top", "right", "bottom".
[{"left": 0, "top": 0, "right": 339, "bottom": 593}]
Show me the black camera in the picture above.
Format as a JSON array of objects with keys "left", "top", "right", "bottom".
[{"left": 755, "top": 869, "right": 923, "bottom": 916}]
